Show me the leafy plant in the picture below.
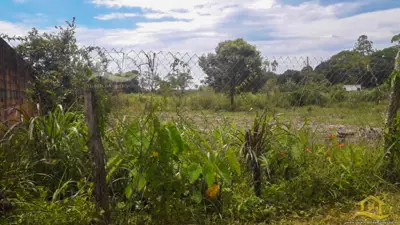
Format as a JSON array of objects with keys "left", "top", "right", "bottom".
[
  {"left": 241, "top": 113, "right": 272, "bottom": 197},
  {"left": 105, "top": 111, "right": 241, "bottom": 223}
]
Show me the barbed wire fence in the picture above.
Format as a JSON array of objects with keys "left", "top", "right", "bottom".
[{"left": 88, "top": 48, "right": 398, "bottom": 143}]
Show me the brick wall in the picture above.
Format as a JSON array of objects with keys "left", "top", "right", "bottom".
[{"left": 0, "top": 37, "right": 35, "bottom": 125}]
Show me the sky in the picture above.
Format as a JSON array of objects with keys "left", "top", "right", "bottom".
[{"left": 0, "top": 0, "right": 399, "bottom": 74}]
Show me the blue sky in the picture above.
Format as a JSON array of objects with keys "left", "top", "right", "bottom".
[{"left": 1, "top": 0, "right": 399, "bottom": 60}]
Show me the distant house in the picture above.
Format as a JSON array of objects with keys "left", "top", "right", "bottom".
[{"left": 343, "top": 85, "right": 362, "bottom": 92}]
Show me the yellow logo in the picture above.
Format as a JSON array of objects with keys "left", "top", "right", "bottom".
[{"left": 351, "top": 196, "right": 389, "bottom": 220}]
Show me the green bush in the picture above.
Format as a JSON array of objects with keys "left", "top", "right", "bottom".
[
  {"left": 0, "top": 103, "right": 395, "bottom": 224},
  {"left": 289, "top": 88, "right": 330, "bottom": 107},
  {"left": 0, "top": 106, "right": 88, "bottom": 197},
  {"left": 6, "top": 186, "right": 99, "bottom": 225}
]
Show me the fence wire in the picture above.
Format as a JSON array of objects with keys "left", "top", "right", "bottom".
[{"left": 88, "top": 48, "right": 397, "bottom": 143}]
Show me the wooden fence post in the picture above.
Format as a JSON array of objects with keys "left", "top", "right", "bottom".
[
  {"left": 384, "top": 50, "right": 400, "bottom": 154},
  {"left": 84, "top": 86, "right": 111, "bottom": 224}
]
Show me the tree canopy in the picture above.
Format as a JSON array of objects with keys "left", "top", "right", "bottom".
[
  {"left": 167, "top": 58, "right": 193, "bottom": 93},
  {"left": 391, "top": 34, "right": 400, "bottom": 46},
  {"left": 199, "top": 38, "right": 264, "bottom": 106},
  {"left": 1, "top": 18, "right": 106, "bottom": 113},
  {"left": 354, "top": 35, "right": 374, "bottom": 56}
]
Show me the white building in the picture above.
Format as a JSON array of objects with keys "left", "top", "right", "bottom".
[{"left": 343, "top": 85, "right": 362, "bottom": 92}]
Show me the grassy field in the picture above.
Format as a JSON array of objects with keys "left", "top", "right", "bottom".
[
  {"left": 282, "top": 193, "right": 400, "bottom": 225},
  {"left": 116, "top": 93, "right": 386, "bottom": 128},
  {"left": 2, "top": 91, "right": 397, "bottom": 224},
  {"left": 263, "top": 191, "right": 400, "bottom": 224},
  {"left": 114, "top": 94, "right": 386, "bottom": 147},
  {"left": 112, "top": 93, "right": 396, "bottom": 224}
]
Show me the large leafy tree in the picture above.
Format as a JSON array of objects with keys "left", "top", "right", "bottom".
[
  {"left": 199, "top": 38, "right": 264, "bottom": 107},
  {"left": 278, "top": 66, "right": 326, "bottom": 86},
  {"left": 1, "top": 18, "right": 106, "bottom": 113},
  {"left": 277, "top": 70, "right": 302, "bottom": 84},
  {"left": 316, "top": 35, "right": 397, "bottom": 88},
  {"left": 370, "top": 46, "right": 398, "bottom": 85},
  {"left": 354, "top": 34, "right": 374, "bottom": 56},
  {"left": 315, "top": 50, "right": 375, "bottom": 87},
  {"left": 242, "top": 59, "right": 276, "bottom": 93},
  {"left": 391, "top": 33, "right": 400, "bottom": 46}
]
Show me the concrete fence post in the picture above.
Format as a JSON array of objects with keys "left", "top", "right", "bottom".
[{"left": 384, "top": 50, "right": 400, "bottom": 155}]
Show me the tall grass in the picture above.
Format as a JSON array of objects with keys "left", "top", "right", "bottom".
[
  {"left": 117, "top": 86, "right": 388, "bottom": 113},
  {"left": 0, "top": 104, "right": 398, "bottom": 224}
]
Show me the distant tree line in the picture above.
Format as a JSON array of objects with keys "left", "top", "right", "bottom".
[
  {"left": 198, "top": 35, "right": 399, "bottom": 107},
  {"left": 1, "top": 17, "right": 399, "bottom": 111}
]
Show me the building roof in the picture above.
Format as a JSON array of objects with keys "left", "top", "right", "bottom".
[
  {"left": 343, "top": 85, "right": 362, "bottom": 88},
  {"left": 343, "top": 85, "right": 362, "bottom": 91}
]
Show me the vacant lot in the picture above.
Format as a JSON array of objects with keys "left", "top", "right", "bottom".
[{"left": 116, "top": 95, "right": 386, "bottom": 144}]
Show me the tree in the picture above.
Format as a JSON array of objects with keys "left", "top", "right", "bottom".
[
  {"left": 370, "top": 47, "right": 398, "bottom": 85},
  {"left": 199, "top": 38, "right": 263, "bottom": 107},
  {"left": 1, "top": 17, "right": 107, "bottom": 113},
  {"left": 264, "top": 59, "right": 279, "bottom": 72},
  {"left": 278, "top": 70, "right": 302, "bottom": 84},
  {"left": 167, "top": 58, "right": 193, "bottom": 94},
  {"left": 392, "top": 34, "right": 400, "bottom": 46},
  {"left": 315, "top": 50, "right": 374, "bottom": 87},
  {"left": 354, "top": 35, "right": 374, "bottom": 56},
  {"left": 271, "top": 60, "right": 279, "bottom": 72},
  {"left": 132, "top": 52, "right": 161, "bottom": 92}
]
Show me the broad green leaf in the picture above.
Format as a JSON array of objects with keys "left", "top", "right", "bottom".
[
  {"left": 106, "top": 154, "right": 122, "bottom": 169},
  {"left": 226, "top": 148, "right": 241, "bottom": 175},
  {"left": 168, "top": 126, "right": 184, "bottom": 154},
  {"left": 124, "top": 183, "right": 133, "bottom": 198},
  {"left": 106, "top": 158, "right": 123, "bottom": 182},
  {"left": 207, "top": 151, "right": 217, "bottom": 163},
  {"left": 138, "top": 176, "right": 147, "bottom": 191},
  {"left": 188, "top": 164, "right": 202, "bottom": 184},
  {"left": 203, "top": 163, "right": 215, "bottom": 187},
  {"left": 129, "top": 168, "right": 138, "bottom": 179},
  {"left": 117, "top": 202, "right": 126, "bottom": 209},
  {"left": 217, "top": 162, "right": 232, "bottom": 185},
  {"left": 205, "top": 171, "right": 215, "bottom": 187},
  {"left": 191, "top": 190, "right": 202, "bottom": 204},
  {"left": 124, "top": 122, "right": 140, "bottom": 146}
]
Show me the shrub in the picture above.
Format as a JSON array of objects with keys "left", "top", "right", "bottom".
[{"left": 289, "top": 88, "right": 330, "bottom": 107}]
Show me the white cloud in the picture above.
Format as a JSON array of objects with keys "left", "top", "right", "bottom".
[
  {"left": 0, "top": 21, "right": 29, "bottom": 37},
  {"left": 1, "top": 0, "right": 398, "bottom": 83},
  {"left": 1, "top": 0, "right": 399, "bottom": 73},
  {"left": 95, "top": 13, "right": 139, "bottom": 20},
  {"left": 82, "top": 0, "right": 400, "bottom": 65},
  {"left": 13, "top": 0, "right": 25, "bottom": 3},
  {"left": 90, "top": 0, "right": 253, "bottom": 11}
]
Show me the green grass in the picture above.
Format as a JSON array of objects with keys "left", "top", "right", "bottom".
[
  {"left": 1, "top": 91, "right": 397, "bottom": 225},
  {"left": 273, "top": 191, "right": 400, "bottom": 224},
  {"left": 218, "top": 191, "right": 400, "bottom": 224},
  {"left": 275, "top": 103, "right": 386, "bottom": 127},
  {"left": 115, "top": 92, "right": 386, "bottom": 128}
]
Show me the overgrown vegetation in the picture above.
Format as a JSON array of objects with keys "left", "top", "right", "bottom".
[
  {"left": 116, "top": 83, "right": 389, "bottom": 113},
  {"left": 0, "top": 19, "right": 399, "bottom": 224},
  {"left": 1, "top": 104, "right": 399, "bottom": 224}
]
